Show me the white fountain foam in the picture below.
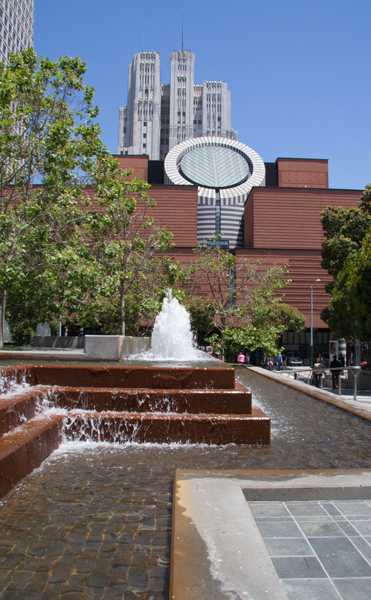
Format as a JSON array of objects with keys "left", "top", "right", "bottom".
[{"left": 137, "top": 290, "right": 207, "bottom": 362}]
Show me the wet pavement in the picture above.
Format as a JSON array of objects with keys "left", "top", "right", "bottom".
[
  {"left": 0, "top": 368, "right": 371, "bottom": 599},
  {"left": 0, "top": 444, "right": 173, "bottom": 600}
]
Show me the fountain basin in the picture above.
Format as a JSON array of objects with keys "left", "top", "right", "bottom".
[{"left": 0, "top": 363, "right": 270, "bottom": 499}]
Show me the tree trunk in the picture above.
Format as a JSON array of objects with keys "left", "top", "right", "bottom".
[{"left": 120, "top": 281, "right": 125, "bottom": 336}]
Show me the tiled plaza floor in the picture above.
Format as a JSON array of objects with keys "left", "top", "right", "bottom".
[{"left": 251, "top": 499, "right": 371, "bottom": 600}]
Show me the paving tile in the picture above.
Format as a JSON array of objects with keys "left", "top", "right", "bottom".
[
  {"left": 348, "top": 537, "right": 371, "bottom": 564},
  {"left": 336, "top": 520, "right": 361, "bottom": 536},
  {"left": 253, "top": 516, "right": 294, "bottom": 522},
  {"left": 333, "top": 502, "right": 371, "bottom": 516},
  {"left": 348, "top": 520, "right": 371, "bottom": 536},
  {"left": 249, "top": 503, "right": 291, "bottom": 518},
  {"left": 282, "top": 578, "right": 341, "bottom": 600},
  {"left": 298, "top": 520, "right": 346, "bottom": 537},
  {"left": 271, "top": 556, "right": 326, "bottom": 579},
  {"left": 255, "top": 520, "right": 303, "bottom": 538},
  {"left": 320, "top": 503, "right": 342, "bottom": 516},
  {"left": 285, "top": 503, "right": 328, "bottom": 517},
  {"left": 293, "top": 516, "right": 333, "bottom": 522},
  {"left": 333, "top": 577, "right": 371, "bottom": 600},
  {"left": 5, "top": 570, "right": 34, "bottom": 587},
  {"left": 264, "top": 537, "right": 314, "bottom": 557},
  {"left": 309, "top": 537, "right": 371, "bottom": 578}
]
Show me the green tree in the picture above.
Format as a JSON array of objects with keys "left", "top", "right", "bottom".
[
  {"left": 89, "top": 156, "right": 175, "bottom": 336},
  {"left": 323, "top": 227, "right": 371, "bottom": 362},
  {"left": 320, "top": 185, "right": 371, "bottom": 352},
  {"left": 320, "top": 186, "right": 371, "bottom": 290},
  {"left": 184, "top": 296, "right": 216, "bottom": 344},
  {"left": 187, "top": 241, "right": 300, "bottom": 356},
  {"left": 0, "top": 49, "right": 105, "bottom": 346},
  {"left": 262, "top": 303, "right": 306, "bottom": 335}
]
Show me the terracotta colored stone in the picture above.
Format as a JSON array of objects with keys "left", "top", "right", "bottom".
[
  {"left": 0, "top": 386, "right": 50, "bottom": 436},
  {"left": 0, "top": 363, "right": 270, "bottom": 498},
  {"left": 52, "top": 385, "right": 252, "bottom": 415},
  {"left": 32, "top": 365, "right": 235, "bottom": 389},
  {"left": 64, "top": 408, "right": 269, "bottom": 446},
  {"left": 0, "top": 414, "right": 64, "bottom": 499}
]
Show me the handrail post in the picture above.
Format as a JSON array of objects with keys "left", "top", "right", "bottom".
[{"left": 353, "top": 368, "right": 358, "bottom": 402}]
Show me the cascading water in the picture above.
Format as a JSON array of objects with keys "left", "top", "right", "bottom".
[{"left": 150, "top": 290, "right": 201, "bottom": 361}]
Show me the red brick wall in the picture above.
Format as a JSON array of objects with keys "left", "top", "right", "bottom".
[
  {"left": 276, "top": 158, "right": 329, "bottom": 188},
  {"left": 114, "top": 154, "right": 149, "bottom": 181},
  {"left": 244, "top": 187, "right": 363, "bottom": 250},
  {"left": 81, "top": 185, "right": 198, "bottom": 249},
  {"left": 148, "top": 186, "right": 198, "bottom": 247}
]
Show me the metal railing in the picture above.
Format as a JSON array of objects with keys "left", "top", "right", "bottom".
[{"left": 278, "top": 366, "right": 362, "bottom": 402}]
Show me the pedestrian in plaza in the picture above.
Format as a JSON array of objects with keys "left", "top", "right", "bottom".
[
  {"left": 312, "top": 357, "right": 325, "bottom": 388},
  {"left": 330, "top": 355, "right": 341, "bottom": 389},
  {"left": 275, "top": 353, "right": 283, "bottom": 371},
  {"left": 237, "top": 352, "right": 245, "bottom": 363}
]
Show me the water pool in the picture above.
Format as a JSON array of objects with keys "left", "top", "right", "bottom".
[{"left": 0, "top": 368, "right": 370, "bottom": 599}]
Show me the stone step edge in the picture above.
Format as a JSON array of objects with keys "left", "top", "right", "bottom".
[
  {"left": 0, "top": 414, "right": 64, "bottom": 500},
  {"left": 0, "top": 386, "right": 51, "bottom": 437}
]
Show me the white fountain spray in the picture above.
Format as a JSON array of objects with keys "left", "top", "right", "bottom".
[{"left": 151, "top": 290, "right": 199, "bottom": 361}]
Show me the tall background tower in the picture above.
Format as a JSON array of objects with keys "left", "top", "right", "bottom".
[
  {"left": 117, "top": 49, "right": 237, "bottom": 159},
  {"left": 118, "top": 52, "right": 162, "bottom": 160},
  {"left": 168, "top": 49, "right": 195, "bottom": 151},
  {"left": 0, "top": 0, "right": 34, "bottom": 64}
]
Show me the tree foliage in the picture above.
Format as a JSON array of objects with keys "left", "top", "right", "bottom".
[
  {"left": 0, "top": 49, "right": 177, "bottom": 343},
  {"left": 186, "top": 241, "right": 302, "bottom": 356},
  {"left": 184, "top": 296, "right": 216, "bottom": 344},
  {"left": 323, "top": 228, "right": 371, "bottom": 340},
  {"left": 321, "top": 186, "right": 371, "bottom": 289},
  {"left": 320, "top": 185, "right": 371, "bottom": 347},
  {"left": 88, "top": 155, "right": 175, "bottom": 335},
  {"left": 0, "top": 49, "right": 104, "bottom": 345}
]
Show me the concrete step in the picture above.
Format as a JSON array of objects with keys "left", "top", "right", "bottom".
[
  {"left": 0, "top": 386, "right": 51, "bottom": 436},
  {"left": 63, "top": 408, "right": 270, "bottom": 446},
  {"left": 31, "top": 365, "right": 236, "bottom": 390},
  {"left": 0, "top": 414, "right": 64, "bottom": 499},
  {"left": 52, "top": 384, "right": 252, "bottom": 415}
]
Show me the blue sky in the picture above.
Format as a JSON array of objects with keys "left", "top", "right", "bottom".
[{"left": 35, "top": 0, "right": 370, "bottom": 190}]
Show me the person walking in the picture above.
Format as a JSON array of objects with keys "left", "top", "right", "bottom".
[
  {"left": 330, "top": 355, "right": 341, "bottom": 389},
  {"left": 312, "top": 357, "right": 325, "bottom": 388},
  {"left": 275, "top": 353, "right": 283, "bottom": 371}
]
